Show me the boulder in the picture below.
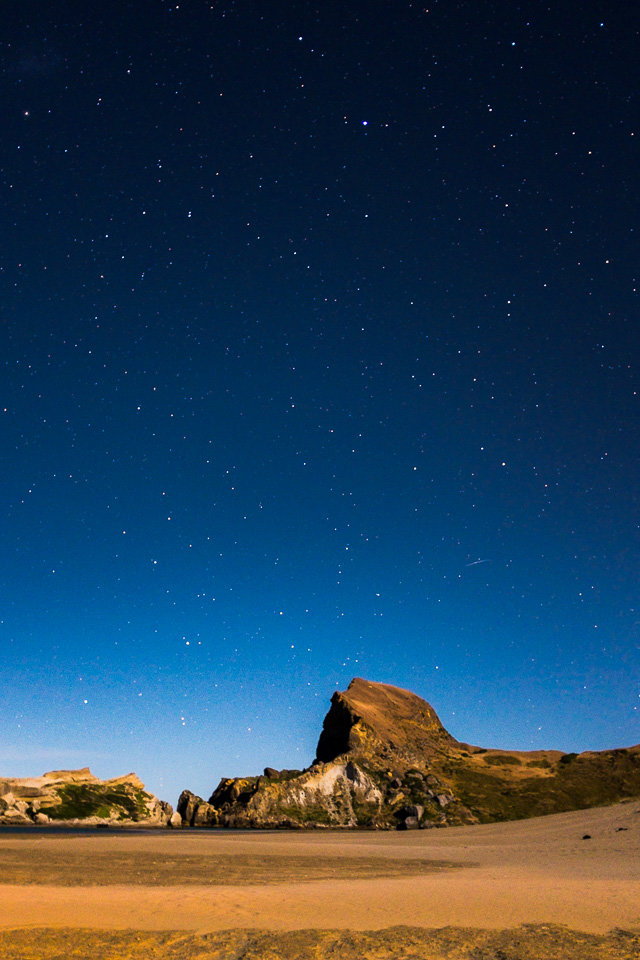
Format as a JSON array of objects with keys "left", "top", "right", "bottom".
[
  {"left": 192, "top": 802, "right": 219, "bottom": 827},
  {"left": 0, "top": 808, "right": 32, "bottom": 824},
  {"left": 398, "top": 816, "right": 420, "bottom": 830},
  {"left": 177, "top": 789, "right": 202, "bottom": 825}
]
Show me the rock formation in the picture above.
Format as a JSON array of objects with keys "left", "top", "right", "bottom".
[
  {"left": 0, "top": 768, "right": 173, "bottom": 826},
  {"left": 176, "top": 789, "right": 220, "bottom": 827},
  {"left": 180, "top": 677, "right": 640, "bottom": 829},
  {"left": 316, "top": 676, "right": 459, "bottom": 763}
]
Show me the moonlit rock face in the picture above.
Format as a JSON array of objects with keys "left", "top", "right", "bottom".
[
  {"left": 291, "top": 762, "right": 382, "bottom": 803},
  {"left": 316, "top": 677, "right": 459, "bottom": 763}
]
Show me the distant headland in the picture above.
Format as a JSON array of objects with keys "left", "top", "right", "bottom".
[
  {"left": 178, "top": 677, "right": 640, "bottom": 829},
  {"left": 0, "top": 767, "right": 178, "bottom": 827}
]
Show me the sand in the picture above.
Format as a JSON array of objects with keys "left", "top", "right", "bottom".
[{"left": 1, "top": 800, "right": 639, "bottom": 938}]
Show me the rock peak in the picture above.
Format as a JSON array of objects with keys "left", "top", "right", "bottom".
[{"left": 315, "top": 677, "right": 458, "bottom": 764}]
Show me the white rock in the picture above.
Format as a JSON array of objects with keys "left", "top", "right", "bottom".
[{"left": 0, "top": 808, "right": 32, "bottom": 824}]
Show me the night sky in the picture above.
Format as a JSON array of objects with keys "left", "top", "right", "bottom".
[{"left": 1, "top": 1, "right": 638, "bottom": 806}]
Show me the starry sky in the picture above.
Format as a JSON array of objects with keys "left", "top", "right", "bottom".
[{"left": 1, "top": 0, "right": 638, "bottom": 806}]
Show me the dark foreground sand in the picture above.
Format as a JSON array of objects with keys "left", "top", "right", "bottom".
[
  {"left": 1, "top": 801, "right": 639, "bottom": 958},
  {"left": 1, "top": 924, "right": 639, "bottom": 959}
]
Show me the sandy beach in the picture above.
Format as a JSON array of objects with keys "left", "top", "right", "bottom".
[{"left": 1, "top": 800, "right": 639, "bottom": 939}]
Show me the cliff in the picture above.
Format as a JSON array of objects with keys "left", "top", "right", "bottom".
[
  {"left": 316, "top": 676, "right": 459, "bottom": 763},
  {"left": 0, "top": 768, "right": 175, "bottom": 826},
  {"left": 178, "top": 677, "right": 640, "bottom": 830}
]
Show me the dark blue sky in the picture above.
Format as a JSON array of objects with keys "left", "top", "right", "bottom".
[{"left": 1, "top": 0, "right": 638, "bottom": 805}]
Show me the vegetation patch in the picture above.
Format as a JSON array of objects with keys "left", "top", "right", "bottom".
[
  {"left": 482, "top": 754, "right": 522, "bottom": 766},
  {"left": 279, "top": 803, "right": 332, "bottom": 825},
  {"left": 41, "top": 783, "right": 148, "bottom": 821},
  {"left": 351, "top": 799, "right": 380, "bottom": 826},
  {"left": 451, "top": 746, "right": 640, "bottom": 823}
]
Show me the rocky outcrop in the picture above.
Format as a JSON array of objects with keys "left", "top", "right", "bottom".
[
  {"left": 316, "top": 678, "right": 458, "bottom": 764},
  {"left": 0, "top": 769, "right": 173, "bottom": 826},
  {"left": 190, "top": 678, "right": 476, "bottom": 829},
  {"left": 176, "top": 790, "right": 220, "bottom": 827},
  {"left": 205, "top": 757, "right": 385, "bottom": 829},
  {"left": 180, "top": 677, "right": 640, "bottom": 830}
]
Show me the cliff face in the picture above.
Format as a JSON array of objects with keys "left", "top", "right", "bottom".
[
  {"left": 0, "top": 768, "right": 174, "bottom": 826},
  {"left": 316, "top": 677, "right": 459, "bottom": 763},
  {"left": 178, "top": 677, "right": 640, "bottom": 830}
]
